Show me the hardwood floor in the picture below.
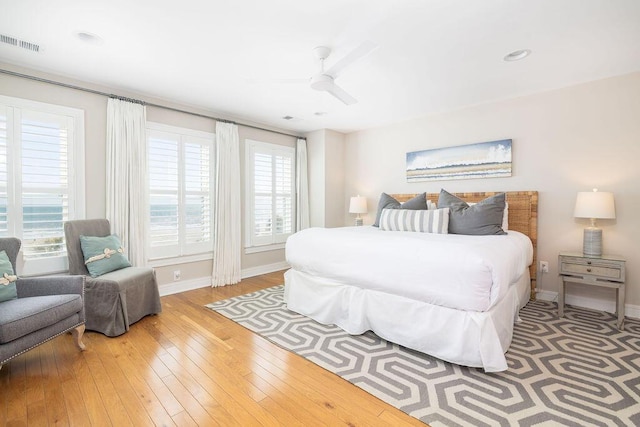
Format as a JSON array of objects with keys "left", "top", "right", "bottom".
[{"left": 0, "top": 271, "right": 425, "bottom": 426}]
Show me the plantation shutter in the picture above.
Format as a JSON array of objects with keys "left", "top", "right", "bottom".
[
  {"left": 148, "top": 130, "right": 180, "bottom": 257},
  {"left": 19, "top": 109, "right": 72, "bottom": 259},
  {"left": 183, "top": 138, "right": 213, "bottom": 253},
  {"left": 253, "top": 152, "right": 273, "bottom": 242},
  {"left": 147, "top": 124, "right": 214, "bottom": 260},
  {"left": 246, "top": 140, "right": 295, "bottom": 248},
  {"left": 0, "top": 106, "right": 7, "bottom": 237},
  {"left": 0, "top": 95, "right": 84, "bottom": 275},
  {"left": 273, "top": 152, "right": 293, "bottom": 241}
]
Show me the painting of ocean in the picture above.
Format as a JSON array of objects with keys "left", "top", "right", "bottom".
[{"left": 406, "top": 139, "right": 512, "bottom": 182}]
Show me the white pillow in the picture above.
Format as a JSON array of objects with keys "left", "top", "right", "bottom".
[
  {"left": 379, "top": 208, "right": 449, "bottom": 234},
  {"left": 502, "top": 202, "right": 509, "bottom": 230}
]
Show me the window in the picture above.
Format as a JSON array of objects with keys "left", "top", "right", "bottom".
[
  {"left": 0, "top": 95, "right": 85, "bottom": 275},
  {"left": 147, "top": 122, "right": 214, "bottom": 260},
  {"left": 245, "top": 139, "right": 295, "bottom": 250}
]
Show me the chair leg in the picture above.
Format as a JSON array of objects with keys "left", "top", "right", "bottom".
[{"left": 72, "top": 324, "right": 86, "bottom": 351}]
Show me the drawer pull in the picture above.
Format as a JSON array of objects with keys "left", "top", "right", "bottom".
[
  {"left": 587, "top": 268, "right": 592, "bottom": 272},
  {"left": 587, "top": 261, "right": 592, "bottom": 265}
]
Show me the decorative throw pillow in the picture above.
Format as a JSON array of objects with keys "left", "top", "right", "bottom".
[
  {"left": 437, "top": 189, "right": 507, "bottom": 235},
  {"left": 0, "top": 250, "right": 18, "bottom": 302},
  {"left": 468, "top": 202, "right": 509, "bottom": 230},
  {"left": 379, "top": 208, "right": 449, "bottom": 234},
  {"left": 80, "top": 235, "right": 132, "bottom": 278},
  {"left": 373, "top": 192, "right": 428, "bottom": 227}
]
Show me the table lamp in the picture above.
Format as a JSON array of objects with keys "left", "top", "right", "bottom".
[
  {"left": 573, "top": 189, "right": 615, "bottom": 257},
  {"left": 349, "top": 196, "right": 367, "bottom": 226}
]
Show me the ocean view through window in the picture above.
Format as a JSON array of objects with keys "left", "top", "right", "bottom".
[
  {"left": 0, "top": 95, "right": 85, "bottom": 275},
  {"left": 147, "top": 122, "right": 214, "bottom": 260}
]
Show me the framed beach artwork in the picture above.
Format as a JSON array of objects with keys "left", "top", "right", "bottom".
[{"left": 406, "top": 139, "right": 512, "bottom": 182}]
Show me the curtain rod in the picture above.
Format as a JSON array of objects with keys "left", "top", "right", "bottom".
[{"left": 0, "top": 68, "right": 306, "bottom": 140}]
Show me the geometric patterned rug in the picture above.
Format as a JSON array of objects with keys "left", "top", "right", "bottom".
[{"left": 206, "top": 286, "right": 640, "bottom": 426}]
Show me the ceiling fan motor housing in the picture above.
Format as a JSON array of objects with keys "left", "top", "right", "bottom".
[{"left": 310, "top": 74, "right": 334, "bottom": 91}]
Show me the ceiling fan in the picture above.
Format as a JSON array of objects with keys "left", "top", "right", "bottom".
[{"left": 275, "top": 41, "right": 377, "bottom": 106}]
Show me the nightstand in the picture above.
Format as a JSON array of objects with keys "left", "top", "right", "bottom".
[{"left": 558, "top": 252, "right": 626, "bottom": 330}]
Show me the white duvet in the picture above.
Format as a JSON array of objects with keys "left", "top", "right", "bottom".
[{"left": 286, "top": 226, "right": 533, "bottom": 312}]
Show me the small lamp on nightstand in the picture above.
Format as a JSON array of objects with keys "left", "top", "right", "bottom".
[
  {"left": 349, "top": 195, "right": 367, "bottom": 226},
  {"left": 573, "top": 188, "right": 616, "bottom": 257}
]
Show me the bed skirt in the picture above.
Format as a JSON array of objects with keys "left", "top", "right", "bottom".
[{"left": 284, "top": 268, "right": 530, "bottom": 372}]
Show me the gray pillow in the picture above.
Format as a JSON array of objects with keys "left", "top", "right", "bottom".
[
  {"left": 437, "top": 189, "right": 507, "bottom": 235},
  {"left": 373, "top": 192, "right": 427, "bottom": 227}
]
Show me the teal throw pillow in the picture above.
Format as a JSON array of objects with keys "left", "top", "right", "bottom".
[
  {"left": 0, "top": 250, "right": 18, "bottom": 302},
  {"left": 80, "top": 235, "right": 132, "bottom": 278}
]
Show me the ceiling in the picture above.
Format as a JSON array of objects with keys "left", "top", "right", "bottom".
[{"left": 1, "top": 0, "right": 640, "bottom": 134}]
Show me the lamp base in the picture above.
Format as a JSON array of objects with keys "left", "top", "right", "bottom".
[
  {"left": 354, "top": 217, "right": 363, "bottom": 227},
  {"left": 583, "top": 227, "right": 602, "bottom": 257}
]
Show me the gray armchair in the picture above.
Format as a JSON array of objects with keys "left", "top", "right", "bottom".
[
  {"left": 64, "top": 219, "right": 162, "bottom": 337},
  {"left": 0, "top": 238, "right": 85, "bottom": 370}
]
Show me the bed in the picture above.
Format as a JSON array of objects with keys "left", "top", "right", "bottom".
[{"left": 284, "top": 191, "right": 538, "bottom": 372}]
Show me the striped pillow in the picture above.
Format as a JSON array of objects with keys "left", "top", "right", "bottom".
[{"left": 379, "top": 208, "right": 449, "bottom": 233}]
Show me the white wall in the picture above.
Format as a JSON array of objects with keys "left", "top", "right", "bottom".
[
  {"left": 0, "top": 62, "right": 299, "bottom": 292},
  {"left": 324, "top": 129, "right": 346, "bottom": 228},
  {"left": 306, "top": 129, "right": 326, "bottom": 227},
  {"left": 343, "top": 72, "right": 640, "bottom": 311},
  {"left": 306, "top": 129, "right": 346, "bottom": 228}
]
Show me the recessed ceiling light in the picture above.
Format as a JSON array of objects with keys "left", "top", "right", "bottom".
[
  {"left": 282, "top": 115, "right": 294, "bottom": 120},
  {"left": 503, "top": 49, "right": 531, "bottom": 62},
  {"left": 75, "top": 31, "right": 103, "bottom": 45},
  {"left": 314, "top": 111, "right": 327, "bottom": 116}
]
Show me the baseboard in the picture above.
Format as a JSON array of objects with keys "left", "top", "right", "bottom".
[
  {"left": 159, "top": 261, "right": 289, "bottom": 296},
  {"left": 159, "top": 277, "right": 211, "bottom": 296},
  {"left": 534, "top": 289, "right": 558, "bottom": 302},
  {"left": 535, "top": 289, "right": 640, "bottom": 320},
  {"left": 240, "top": 261, "right": 289, "bottom": 279}
]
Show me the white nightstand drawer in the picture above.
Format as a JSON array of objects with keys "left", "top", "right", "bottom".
[{"left": 560, "top": 262, "right": 621, "bottom": 280}]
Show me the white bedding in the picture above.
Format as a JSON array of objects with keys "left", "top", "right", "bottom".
[
  {"left": 284, "top": 226, "right": 534, "bottom": 372},
  {"left": 286, "top": 226, "right": 533, "bottom": 312}
]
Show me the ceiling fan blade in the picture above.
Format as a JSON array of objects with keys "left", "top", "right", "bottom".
[
  {"left": 325, "top": 83, "right": 357, "bottom": 105},
  {"left": 270, "top": 78, "right": 310, "bottom": 84},
  {"left": 325, "top": 40, "right": 377, "bottom": 77},
  {"left": 245, "top": 78, "right": 309, "bottom": 84}
]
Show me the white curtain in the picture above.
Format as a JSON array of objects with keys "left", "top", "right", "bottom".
[
  {"left": 296, "top": 138, "right": 310, "bottom": 231},
  {"left": 106, "top": 98, "right": 147, "bottom": 267},
  {"left": 212, "top": 121, "right": 241, "bottom": 287}
]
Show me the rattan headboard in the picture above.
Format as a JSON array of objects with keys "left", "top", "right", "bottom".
[{"left": 391, "top": 191, "right": 539, "bottom": 300}]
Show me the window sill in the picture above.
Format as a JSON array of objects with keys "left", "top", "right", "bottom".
[
  {"left": 244, "top": 243, "right": 285, "bottom": 254},
  {"left": 20, "top": 254, "right": 69, "bottom": 278},
  {"left": 148, "top": 252, "right": 213, "bottom": 268}
]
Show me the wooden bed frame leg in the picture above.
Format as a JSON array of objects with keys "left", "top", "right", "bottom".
[{"left": 72, "top": 324, "right": 86, "bottom": 351}]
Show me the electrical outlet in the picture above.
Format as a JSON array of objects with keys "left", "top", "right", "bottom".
[
  {"left": 173, "top": 270, "right": 181, "bottom": 281},
  {"left": 540, "top": 261, "right": 549, "bottom": 273}
]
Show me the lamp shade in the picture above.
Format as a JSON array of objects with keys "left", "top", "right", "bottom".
[
  {"left": 574, "top": 190, "right": 616, "bottom": 219},
  {"left": 349, "top": 196, "right": 367, "bottom": 214}
]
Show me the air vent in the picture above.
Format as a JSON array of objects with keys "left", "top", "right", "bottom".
[
  {"left": 0, "top": 34, "right": 18, "bottom": 46},
  {"left": 0, "top": 34, "right": 41, "bottom": 52}
]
